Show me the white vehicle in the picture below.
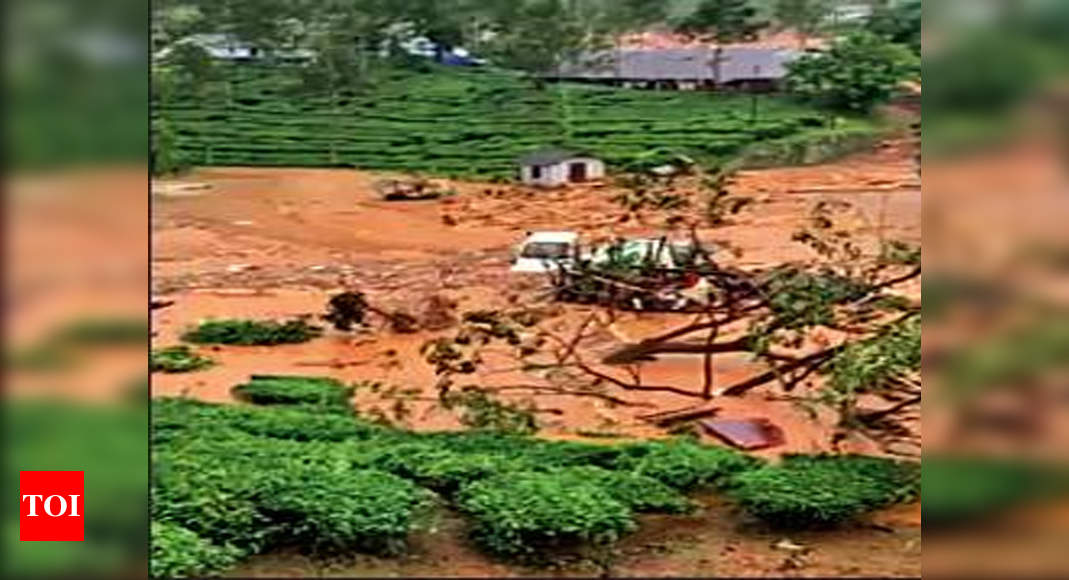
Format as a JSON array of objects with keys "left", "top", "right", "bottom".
[
  {"left": 589, "top": 237, "right": 703, "bottom": 269},
  {"left": 511, "top": 232, "right": 710, "bottom": 275},
  {"left": 510, "top": 231, "right": 582, "bottom": 274}
]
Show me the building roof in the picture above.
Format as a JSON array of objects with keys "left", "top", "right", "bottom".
[
  {"left": 516, "top": 148, "right": 594, "bottom": 166},
  {"left": 555, "top": 47, "right": 800, "bottom": 83}
]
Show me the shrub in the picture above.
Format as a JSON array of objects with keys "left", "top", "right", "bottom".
[
  {"left": 152, "top": 397, "right": 382, "bottom": 442},
  {"left": 254, "top": 467, "right": 431, "bottom": 554},
  {"left": 151, "top": 345, "right": 214, "bottom": 373},
  {"left": 457, "top": 471, "right": 636, "bottom": 558},
  {"left": 731, "top": 454, "right": 919, "bottom": 528},
  {"left": 151, "top": 521, "right": 242, "bottom": 578},
  {"left": 154, "top": 435, "right": 429, "bottom": 555},
  {"left": 364, "top": 442, "right": 537, "bottom": 498},
  {"left": 553, "top": 466, "right": 694, "bottom": 514},
  {"left": 181, "top": 318, "right": 322, "bottom": 345},
  {"left": 230, "top": 375, "right": 354, "bottom": 411},
  {"left": 618, "top": 440, "right": 762, "bottom": 491}
]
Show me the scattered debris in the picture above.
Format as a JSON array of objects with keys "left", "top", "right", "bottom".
[
  {"left": 225, "top": 264, "right": 257, "bottom": 274},
  {"left": 374, "top": 177, "right": 455, "bottom": 201},
  {"left": 773, "top": 538, "right": 807, "bottom": 553},
  {"left": 638, "top": 403, "right": 721, "bottom": 426},
  {"left": 698, "top": 418, "right": 785, "bottom": 450},
  {"left": 419, "top": 294, "right": 459, "bottom": 331},
  {"left": 150, "top": 299, "right": 175, "bottom": 311},
  {"left": 152, "top": 182, "right": 212, "bottom": 197}
]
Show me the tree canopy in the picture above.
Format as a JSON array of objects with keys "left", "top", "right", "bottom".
[{"left": 785, "top": 31, "right": 916, "bottom": 113}]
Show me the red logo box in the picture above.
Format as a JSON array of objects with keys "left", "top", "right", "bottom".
[{"left": 20, "top": 471, "right": 84, "bottom": 541}]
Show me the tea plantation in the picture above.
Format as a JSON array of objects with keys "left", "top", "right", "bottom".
[
  {"left": 150, "top": 376, "right": 920, "bottom": 577},
  {"left": 154, "top": 64, "right": 877, "bottom": 179}
]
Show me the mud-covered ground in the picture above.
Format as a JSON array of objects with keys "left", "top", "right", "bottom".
[{"left": 151, "top": 139, "right": 921, "bottom": 577}]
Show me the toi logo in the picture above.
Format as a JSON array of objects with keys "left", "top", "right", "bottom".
[{"left": 20, "top": 471, "right": 84, "bottom": 541}]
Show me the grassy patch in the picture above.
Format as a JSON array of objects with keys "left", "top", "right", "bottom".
[
  {"left": 457, "top": 471, "right": 636, "bottom": 558},
  {"left": 230, "top": 375, "right": 354, "bottom": 411},
  {"left": 151, "top": 345, "right": 215, "bottom": 373},
  {"left": 731, "top": 454, "right": 919, "bottom": 528},
  {"left": 181, "top": 318, "right": 321, "bottom": 346},
  {"left": 151, "top": 521, "right": 242, "bottom": 579}
]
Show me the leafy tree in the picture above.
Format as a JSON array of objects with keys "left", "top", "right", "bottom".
[
  {"left": 866, "top": 0, "right": 921, "bottom": 55},
  {"left": 773, "top": 0, "right": 832, "bottom": 49},
  {"left": 785, "top": 31, "right": 916, "bottom": 113},
  {"left": 676, "top": 0, "right": 768, "bottom": 85},
  {"left": 486, "top": 0, "right": 603, "bottom": 87}
]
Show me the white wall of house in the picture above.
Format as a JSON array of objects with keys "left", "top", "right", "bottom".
[{"left": 520, "top": 157, "right": 605, "bottom": 187}]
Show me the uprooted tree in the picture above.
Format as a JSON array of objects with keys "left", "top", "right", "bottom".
[{"left": 418, "top": 183, "right": 921, "bottom": 455}]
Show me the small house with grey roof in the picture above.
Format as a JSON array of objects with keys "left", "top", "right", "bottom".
[
  {"left": 517, "top": 149, "right": 605, "bottom": 187},
  {"left": 551, "top": 47, "right": 801, "bottom": 92}
]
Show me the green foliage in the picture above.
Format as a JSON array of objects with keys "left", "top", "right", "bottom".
[
  {"left": 152, "top": 397, "right": 384, "bottom": 443},
  {"left": 151, "top": 345, "right": 214, "bottom": 373},
  {"left": 618, "top": 440, "right": 762, "bottom": 491},
  {"left": 879, "top": 240, "right": 921, "bottom": 266},
  {"left": 363, "top": 442, "right": 539, "bottom": 498},
  {"left": 731, "top": 453, "right": 919, "bottom": 527},
  {"left": 758, "top": 267, "right": 871, "bottom": 335},
  {"left": 786, "top": 31, "right": 917, "bottom": 113},
  {"left": 152, "top": 117, "right": 189, "bottom": 176},
  {"left": 154, "top": 64, "right": 852, "bottom": 179},
  {"left": 484, "top": 0, "right": 598, "bottom": 80},
  {"left": 151, "top": 522, "right": 241, "bottom": 578},
  {"left": 773, "top": 0, "right": 831, "bottom": 41},
  {"left": 553, "top": 466, "right": 695, "bottom": 513},
  {"left": 230, "top": 375, "right": 355, "bottom": 411},
  {"left": 154, "top": 435, "right": 428, "bottom": 555},
  {"left": 442, "top": 389, "right": 539, "bottom": 435},
  {"left": 181, "top": 317, "right": 322, "bottom": 345},
  {"left": 825, "top": 316, "right": 920, "bottom": 414},
  {"left": 677, "top": 0, "right": 767, "bottom": 44},
  {"left": 457, "top": 471, "right": 636, "bottom": 557}
]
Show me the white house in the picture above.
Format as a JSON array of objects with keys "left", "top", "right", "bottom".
[{"left": 517, "top": 149, "right": 605, "bottom": 187}]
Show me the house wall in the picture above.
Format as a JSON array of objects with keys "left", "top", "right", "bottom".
[{"left": 521, "top": 158, "right": 605, "bottom": 187}]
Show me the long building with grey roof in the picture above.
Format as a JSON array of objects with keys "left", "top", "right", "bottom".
[{"left": 550, "top": 47, "right": 802, "bottom": 91}]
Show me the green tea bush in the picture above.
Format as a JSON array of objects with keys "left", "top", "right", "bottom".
[
  {"left": 151, "top": 521, "right": 242, "bottom": 578},
  {"left": 457, "top": 471, "right": 636, "bottom": 557},
  {"left": 181, "top": 318, "right": 322, "bottom": 346},
  {"left": 152, "top": 397, "right": 383, "bottom": 442},
  {"left": 155, "top": 64, "right": 869, "bottom": 179},
  {"left": 151, "top": 345, "right": 214, "bottom": 373},
  {"left": 231, "top": 375, "right": 355, "bottom": 410},
  {"left": 364, "top": 441, "right": 537, "bottom": 498},
  {"left": 618, "top": 440, "right": 762, "bottom": 491},
  {"left": 731, "top": 454, "right": 920, "bottom": 528},
  {"left": 254, "top": 467, "right": 430, "bottom": 554},
  {"left": 553, "top": 466, "right": 694, "bottom": 514}
]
